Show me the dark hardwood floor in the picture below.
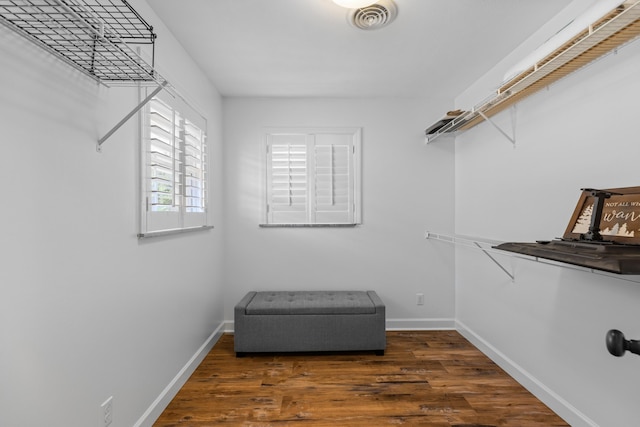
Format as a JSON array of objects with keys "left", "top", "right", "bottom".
[{"left": 153, "top": 331, "right": 569, "bottom": 426}]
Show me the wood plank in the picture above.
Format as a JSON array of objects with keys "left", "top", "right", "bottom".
[{"left": 153, "top": 331, "right": 569, "bottom": 426}]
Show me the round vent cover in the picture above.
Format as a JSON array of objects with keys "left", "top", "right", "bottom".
[{"left": 349, "top": 0, "right": 397, "bottom": 30}]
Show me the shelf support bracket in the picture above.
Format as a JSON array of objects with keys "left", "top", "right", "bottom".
[
  {"left": 97, "top": 80, "right": 168, "bottom": 152},
  {"left": 425, "top": 231, "right": 514, "bottom": 282},
  {"left": 478, "top": 108, "right": 516, "bottom": 147},
  {"left": 473, "top": 241, "right": 515, "bottom": 282}
]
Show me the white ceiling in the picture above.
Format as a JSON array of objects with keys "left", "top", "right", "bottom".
[{"left": 147, "top": 0, "right": 573, "bottom": 98}]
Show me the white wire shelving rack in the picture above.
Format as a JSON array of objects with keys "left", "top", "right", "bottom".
[
  {"left": 424, "top": 0, "right": 640, "bottom": 145},
  {"left": 0, "top": 0, "right": 175, "bottom": 150}
]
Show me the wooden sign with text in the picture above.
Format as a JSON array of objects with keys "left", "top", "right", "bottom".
[{"left": 564, "top": 186, "right": 640, "bottom": 244}]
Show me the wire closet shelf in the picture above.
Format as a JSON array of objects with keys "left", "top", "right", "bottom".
[{"left": 0, "top": 0, "right": 162, "bottom": 86}]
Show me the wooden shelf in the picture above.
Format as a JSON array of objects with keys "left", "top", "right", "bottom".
[{"left": 426, "top": 231, "right": 640, "bottom": 283}]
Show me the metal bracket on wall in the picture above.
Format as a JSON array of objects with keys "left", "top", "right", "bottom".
[
  {"left": 477, "top": 105, "right": 516, "bottom": 147},
  {"left": 424, "top": 231, "right": 515, "bottom": 282},
  {"left": 96, "top": 80, "right": 168, "bottom": 152}
]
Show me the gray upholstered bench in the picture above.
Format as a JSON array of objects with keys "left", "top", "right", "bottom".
[{"left": 234, "top": 291, "right": 386, "bottom": 356}]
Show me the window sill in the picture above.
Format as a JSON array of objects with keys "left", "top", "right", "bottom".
[{"left": 138, "top": 225, "right": 214, "bottom": 238}]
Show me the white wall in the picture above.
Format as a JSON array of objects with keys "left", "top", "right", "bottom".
[
  {"left": 222, "top": 97, "right": 456, "bottom": 329},
  {"left": 454, "top": 1, "right": 640, "bottom": 425},
  {"left": 0, "top": 1, "right": 225, "bottom": 426},
  {"left": 9, "top": 0, "right": 634, "bottom": 425}
]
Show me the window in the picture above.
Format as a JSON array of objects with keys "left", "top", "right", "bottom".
[
  {"left": 139, "top": 90, "right": 210, "bottom": 237},
  {"left": 262, "top": 128, "right": 362, "bottom": 226}
]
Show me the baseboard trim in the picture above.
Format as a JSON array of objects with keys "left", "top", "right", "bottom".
[
  {"left": 133, "top": 322, "right": 225, "bottom": 427},
  {"left": 455, "top": 320, "right": 598, "bottom": 427},
  {"left": 386, "top": 318, "right": 456, "bottom": 330},
  {"left": 223, "top": 318, "right": 456, "bottom": 333},
  {"left": 222, "top": 320, "right": 234, "bottom": 333}
]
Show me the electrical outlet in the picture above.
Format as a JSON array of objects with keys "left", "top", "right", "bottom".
[
  {"left": 416, "top": 293, "right": 424, "bottom": 306},
  {"left": 100, "top": 396, "right": 113, "bottom": 427}
]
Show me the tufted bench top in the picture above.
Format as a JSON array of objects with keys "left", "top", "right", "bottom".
[{"left": 244, "top": 291, "right": 377, "bottom": 315}]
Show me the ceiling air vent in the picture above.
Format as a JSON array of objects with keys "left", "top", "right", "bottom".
[{"left": 349, "top": 0, "right": 397, "bottom": 30}]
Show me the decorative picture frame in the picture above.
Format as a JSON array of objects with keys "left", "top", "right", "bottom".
[{"left": 563, "top": 186, "right": 640, "bottom": 244}]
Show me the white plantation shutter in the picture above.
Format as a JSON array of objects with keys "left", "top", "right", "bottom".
[
  {"left": 141, "top": 90, "right": 208, "bottom": 236},
  {"left": 313, "top": 134, "right": 353, "bottom": 224},
  {"left": 149, "top": 98, "right": 182, "bottom": 211},
  {"left": 264, "top": 128, "right": 361, "bottom": 225},
  {"left": 183, "top": 117, "right": 207, "bottom": 228},
  {"left": 266, "top": 134, "right": 310, "bottom": 224}
]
